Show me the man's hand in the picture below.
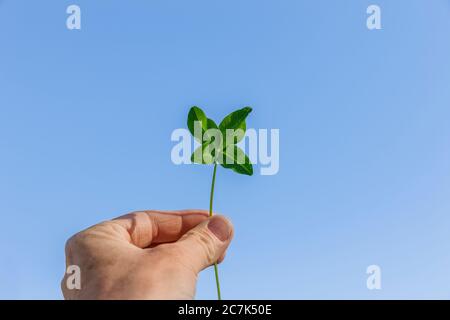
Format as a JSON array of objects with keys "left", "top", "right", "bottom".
[{"left": 61, "top": 210, "right": 234, "bottom": 299}]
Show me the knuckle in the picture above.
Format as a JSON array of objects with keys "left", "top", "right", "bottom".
[
  {"left": 64, "top": 234, "right": 80, "bottom": 255},
  {"left": 64, "top": 223, "right": 101, "bottom": 255},
  {"left": 188, "top": 229, "right": 217, "bottom": 265},
  {"left": 65, "top": 231, "right": 87, "bottom": 252}
]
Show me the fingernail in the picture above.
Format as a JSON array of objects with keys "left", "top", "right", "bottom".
[{"left": 207, "top": 216, "right": 231, "bottom": 242}]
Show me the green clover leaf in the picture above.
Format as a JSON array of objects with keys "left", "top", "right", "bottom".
[
  {"left": 219, "top": 106, "right": 252, "bottom": 146},
  {"left": 219, "top": 145, "right": 253, "bottom": 176},
  {"left": 187, "top": 106, "right": 207, "bottom": 142}
]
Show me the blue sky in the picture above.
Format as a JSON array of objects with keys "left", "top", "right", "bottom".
[{"left": 1, "top": 0, "right": 450, "bottom": 299}]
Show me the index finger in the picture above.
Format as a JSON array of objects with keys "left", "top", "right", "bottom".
[{"left": 110, "top": 210, "right": 210, "bottom": 248}]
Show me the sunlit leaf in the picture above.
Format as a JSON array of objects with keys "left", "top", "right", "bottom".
[
  {"left": 218, "top": 107, "right": 252, "bottom": 145},
  {"left": 187, "top": 106, "right": 208, "bottom": 142},
  {"left": 219, "top": 145, "right": 253, "bottom": 176}
]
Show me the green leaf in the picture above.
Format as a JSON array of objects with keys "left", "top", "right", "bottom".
[
  {"left": 190, "top": 127, "right": 222, "bottom": 164},
  {"left": 204, "top": 118, "right": 220, "bottom": 142},
  {"left": 219, "top": 107, "right": 252, "bottom": 145},
  {"left": 207, "top": 118, "right": 218, "bottom": 130},
  {"left": 187, "top": 106, "right": 208, "bottom": 142},
  {"left": 219, "top": 145, "right": 253, "bottom": 176},
  {"left": 191, "top": 142, "right": 214, "bottom": 164}
]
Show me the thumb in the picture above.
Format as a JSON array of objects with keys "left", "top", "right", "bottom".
[{"left": 172, "top": 215, "right": 234, "bottom": 273}]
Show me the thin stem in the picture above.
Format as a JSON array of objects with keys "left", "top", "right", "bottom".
[
  {"left": 209, "top": 163, "right": 221, "bottom": 300},
  {"left": 213, "top": 263, "right": 221, "bottom": 300},
  {"left": 209, "top": 163, "right": 217, "bottom": 217}
]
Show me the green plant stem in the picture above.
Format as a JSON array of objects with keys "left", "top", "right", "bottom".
[{"left": 209, "top": 163, "right": 221, "bottom": 300}]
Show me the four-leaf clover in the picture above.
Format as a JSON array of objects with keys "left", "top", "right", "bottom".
[
  {"left": 186, "top": 106, "right": 254, "bottom": 300},
  {"left": 187, "top": 106, "right": 253, "bottom": 175}
]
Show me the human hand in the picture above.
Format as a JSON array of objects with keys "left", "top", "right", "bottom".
[{"left": 61, "top": 210, "right": 234, "bottom": 299}]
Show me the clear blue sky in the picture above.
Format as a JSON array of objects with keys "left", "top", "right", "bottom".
[{"left": 1, "top": 0, "right": 450, "bottom": 299}]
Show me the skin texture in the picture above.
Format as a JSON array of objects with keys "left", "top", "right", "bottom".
[{"left": 61, "top": 210, "right": 234, "bottom": 300}]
